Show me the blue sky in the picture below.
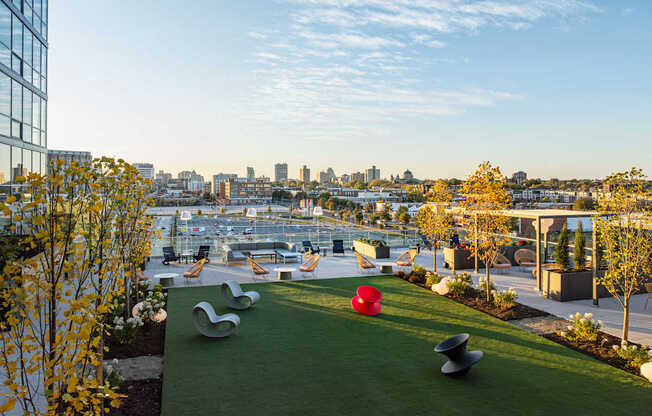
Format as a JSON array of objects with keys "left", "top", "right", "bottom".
[{"left": 48, "top": 0, "right": 652, "bottom": 181}]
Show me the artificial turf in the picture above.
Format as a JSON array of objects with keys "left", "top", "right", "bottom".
[{"left": 161, "top": 276, "right": 652, "bottom": 416}]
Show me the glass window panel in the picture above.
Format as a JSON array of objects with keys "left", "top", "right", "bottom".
[
  {"left": 0, "top": 72, "right": 9, "bottom": 115},
  {"left": 11, "top": 79, "right": 21, "bottom": 121},
  {"left": 12, "top": 1, "right": 21, "bottom": 9},
  {"left": 41, "top": 45, "right": 45, "bottom": 76},
  {"left": 0, "top": 113, "right": 9, "bottom": 136},
  {"left": 23, "top": 123, "right": 30, "bottom": 142},
  {"left": 40, "top": 151, "right": 45, "bottom": 175},
  {"left": 11, "top": 53, "right": 21, "bottom": 74},
  {"left": 23, "top": 149, "right": 31, "bottom": 174},
  {"left": 25, "top": 4, "right": 32, "bottom": 24},
  {"left": 32, "top": 93, "right": 38, "bottom": 127},
  {"left": 41, "top": 75, "right": 44, "bottom": 93},
  {"left": 23, "top": 88, "right": 31, "bottom": 124},
  {"left": 24, "top": 30, "right": 32, "bottom": 66},
  {"left": 40, "top": 98, "right": 44, "bottom": 128},
  {"left": 0, "top": 2, "right": 10, "bottom": 49},
  {"left": 11, "top": 120, "right": 20, "bottom": 138},
  {"left": 0, "top": 143, "right": 9, "bottom": 184},
  {"left": 31, "top": 149, "right": 37, "bottom": 174},
  {"left": 11, "top": 145, "right": 21, "bottom": 180},
  {"left": 34, "top": 0, "right": 41, "bottom": 17},
  {"left": 12, "top": 15, "right": 22, "bottom": 56},
  {"left": 40, "top": 129, "right": 44, "bottom": 147},
  {"left": 23, "top": 62, "right": 31, "bottom": 83},
  {"left": 26, "top": 0, "right": 32, "bottom": 8},
  {"left": 43, "top": 0, "right": 47, "bottom": 23},
  {"left": 0, "top": 43, "right": 10, "bottom": 67},
  {"left": 32, "top": 126, "right": 38, "bottom": 145},
  {"left": 33, "top": 40, "right": 39, "bottom": 71}
]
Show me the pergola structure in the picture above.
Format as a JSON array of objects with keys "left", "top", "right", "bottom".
[{"left": 448, "top": 208, "right": 604, "bottom": 305}]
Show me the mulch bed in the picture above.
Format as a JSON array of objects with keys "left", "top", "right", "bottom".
[
  {"left": 112, "top": 379, "right": 162, "bottom": 416},
  {"left": 543, "top": 332, "right": 642, "bottom": 377},
  {"left": 445, "top": 290, "right": 549, "bottom": 321},
  {"left": 105, "top": 321, "right": 166, "bottom": 359}
]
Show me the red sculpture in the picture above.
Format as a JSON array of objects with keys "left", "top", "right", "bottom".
[{"left": 352, "top": 285, "right": 382, "bottom": 316}]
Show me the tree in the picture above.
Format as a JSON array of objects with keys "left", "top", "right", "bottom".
[
  {"left": 415, "top": 180, "right": 453, "bottom": 272},
  {"left": 399, "top": 211, "right": 411, "bottom": 224},
  {"left": 595, "top": 168, "right": 652, "bottom": 341},
  {"left": 459, "top": 162, "right": 512, "bottom": 301},
  {"left": 380, "top": 204, "right": 392, "bottom": 221},
  {"left": 355, "top": 210, "right": 363, "bottom": 224},
  {"left": 267, "top": 205, "right": 272, "bottom": 214},
  {"left": 573, "top": 197, "right": 595, "bottom": 211},
  {"left": 573, "top": 222, "right": 586, "bottom": 270},
  {"left": 554, "top": 223, "right": 570, "bottom": 271},
  {"left": 220, "top": 207, "right": 226, "bottom": 215},
  {"left": 0, "top": 157, "right": 152, "bottom": 414}
]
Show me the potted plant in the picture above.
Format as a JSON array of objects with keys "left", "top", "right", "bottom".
[
  {"left": 353, "top": 238, "right": 390, "bottom": 259},
  {"left": 541, "top": 224, "right": 607, "bottom": 301}
]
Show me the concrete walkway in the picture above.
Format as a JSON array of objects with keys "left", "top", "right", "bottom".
[{"left": 145, "top": 248, "right": 652, "bottom": 346}]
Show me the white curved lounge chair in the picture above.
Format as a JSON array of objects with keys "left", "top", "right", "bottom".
[
  {"left": 192, "top": 302, "right": 240, "bottom": 338},
  {"left": 221, "top": 280, "right": 261, "bottom": 310}
]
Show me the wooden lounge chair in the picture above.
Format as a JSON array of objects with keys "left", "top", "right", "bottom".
[
  {"left": 396, "top": 249, "right": 418, "bottom": 271},
  {"left": 492, "top": 253, "right": 511, "bottom": 274},
  {"left": 192, "top": 302, "right": 240, "bottom": 338},
  {"left": 299, "top": 254, "right": 320, "bottom": 278},
  {"left": 221, "top": 280, "right": 261, "bottom": 310},
  {"left": 355, "top": 251, "right": 376, "bottom": 273},
  {"left": 247, "top": 257, "right": 270, "bottom": 281},
  {"left": 514, "top": 248, "right": 537, "bottom": 271},
  {"left": 184, "top": 258, "right": 206, "bottom": 284}
]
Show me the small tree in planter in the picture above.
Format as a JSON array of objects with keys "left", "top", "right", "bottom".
[
  {"left": 554, "top": 223, "right": 570, "bottom": 271},
  {"left": 415, "top": 180, "right": 453, "bottom": 272},
  {"left": 594, "top": 167, "right": 652, "bottom": 342},
  {"left": 460, "top": 162, "right": 512, "bottom": 302},
  {"left": 573, "top": 222, "right": 586, "bottom": 270}
]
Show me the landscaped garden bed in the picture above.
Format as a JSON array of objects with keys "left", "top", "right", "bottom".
[
  {"left": 106, "top": 321, "right": 166, "bottom": 359},
  {"left": 112, "top": 379, "right": 162, "bottom": 416}
]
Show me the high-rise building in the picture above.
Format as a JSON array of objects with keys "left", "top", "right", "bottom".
[
  {"left": 0, "top": 0, "right": 49, "bottom": 196},
  {"left": 319, "top": 171, "right": 329, "bottom": 184},
  {"left": 274, "top": 163, "right": 288, "bottom": 182},
  {"left": 178, "top": 170, "right": 203, "bottom": 182},
  {"left": 326, "top": 167, "right": 336, "bottom": 182},
  {"left": 213, "top": 173, "right": 237, "bottom": 194},
  {"left": 246, "top": 166, "right": 255, "bottom": 181},
  {"left": 364, "top": 165, "right": 380, "bottom": 183},
  {"left": 133, "top": 163, "right": 154, "bottom": 180},
  {"left": 299, "top": 165, "right": 310, "bottom": 183},
  {"left": 512, "top": 171, "right": 527, "bottom": 185},
  {"left": 351, "top": 172, "right": 365, "bottom": 183},
  {"left": 48, "top": 150, "right": 92, "bottom": 167},
  {"left": 156, "top": 170, "right": 172, "bottom": 186}
]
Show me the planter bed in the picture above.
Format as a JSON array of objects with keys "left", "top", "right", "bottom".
[
  {"left": 112, "top": 379, "right": 162, "bottom": 416},
  {"left": 105, "top": 321, "right": 166, "bottom": 359},
  {"left": 444, "top": 289, "right": 549, "bottom": 321},
  {"left": 543, "top": 332, "right": 645, "bottom": 378}
]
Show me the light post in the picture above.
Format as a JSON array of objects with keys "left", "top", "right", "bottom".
[
  {"left": 180, "top": 210, "right": 192, "bottom": 252},
  {"left": 247, "top": 207, "right": 258, "bottom": 235},
  {"left": 313, "top": 206, "right": 323, "bottom": 247}
]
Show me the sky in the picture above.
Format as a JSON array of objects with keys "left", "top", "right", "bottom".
[{"left": 47, "top": 0, "right": 652, "bottom": 181}]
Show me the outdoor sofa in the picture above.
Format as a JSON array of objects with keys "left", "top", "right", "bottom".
[{"left": 223, "top": 241, "right": 299, "bottom": 265}]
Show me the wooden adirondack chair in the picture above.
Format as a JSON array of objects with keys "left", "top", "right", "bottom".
[
  {"left": 184, "top": 258, "right": 206, "bottom": 284},
  {"left": 247, "top": 257, "right": 270, "bottom": 281},
  {"left": 355, "top": 251, "right": 376, "bottom": 273},
  {"left": 395, "top": 249, "right": 418, "bottom": 271},
  {"left": 299, "top": 254, "right": 320, "bottom": 277}
]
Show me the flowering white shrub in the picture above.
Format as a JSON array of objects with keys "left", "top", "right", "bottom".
[
  {"left": 137, "top": 290, "right": 168, "bottom": 323},
  {"left": 492, "top": 287, "right": 517, "bottom": 309},
  {"left": 613, "top": 341, "right": 651, "bottom": 369},
  {"left": 477, "top": 277, "right": 496, "bottom": 293},
  {"left": 565, "top": 312, "right": 600, "bottom": 343},
  {"left": 113, "top": 316, "right": 143, "bottom": 344},
  {"left": 103, "top": 358, "right": 124, "bottom": 388}
]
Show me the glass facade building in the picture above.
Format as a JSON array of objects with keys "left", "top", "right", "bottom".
[{"left": 0, "top": 0, "right": 47, "bottom": 198}]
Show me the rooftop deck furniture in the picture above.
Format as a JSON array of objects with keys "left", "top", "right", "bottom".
[
  {"left": 355, "top": 251, "right": 376, "bottom": 273},
  {"left": 434, "top": 333, "right": 483, "bottom": 376},
  {"left": 646, "top": 283, "right": 652, "bottom": 310},
  {"left": 221, "top": 280, "right": 261, "bottom": 310},
  {"left": 224, "top": 242, "right": 296, "bottom": 265},
  {"left": 396, "top": 248, "right": 418, "bottom": 271},
  {"left": 514, "top": 248, "right": 537, "bottom": 270},
  {"left": 377, "top": 262, "right": 394, "bottom": 274},
  {"left": 274, "top": 267, "right": 296, "bottom": 280},
  {"left": 247, "top": 257, "right": 270, "bottom": 280},
  {"left": 299, "top": 254, "right": 320, "bottom": 277},
  {"left": 353, "top": 240, "right": 389, "bottom": 259},
  {"left": 162, "top": 246, "right": 180, "bottom": 265},
  {"left": 352, "top": 285, "right": 382, "bottom": 316},
  {"left": 194, "top": 245, "right": 211, "bottom": 263},
  {"left": 192, "top": 301, "right": 240, "bottom": 338},
  {"left": 302, "top": 241, "right": 320, "bottom": 255},
  {"left": 492, "top": 253, "right": 512, "bottom": 274},
  {"left": 249, "top": 249, "right": 277, "bottom": 264},
  {"left": 277, "top": 250, "right": 301, "bottom": 263},
  {"left": 153, "top": 272, "right": 178, "bottom": 288},
  {"left": 332, "top": 239, "right": 345, "bottom": 256},
  {"left": 184, "top": 258, "right": 206, "bottom": 284}
]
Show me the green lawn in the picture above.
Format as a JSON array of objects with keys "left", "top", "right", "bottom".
[{"left": 161, "top": 276, "right": 652, "bottom": 416}]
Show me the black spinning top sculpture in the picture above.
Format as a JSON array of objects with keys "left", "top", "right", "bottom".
[{"left": 434, "top": 333, "right": 483, "bottom": 376}]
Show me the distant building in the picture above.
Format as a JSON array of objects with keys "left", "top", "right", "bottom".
[
  {"left": 203, "top": 182, "right": 212, "bottom": 194},
  {"left": 256, "top": 176, "right": 270, "bottom": 182},
  {"left": 247, "top": 166, "right": 255, "bottom": 181},
  {"left": 274, "top": 163, "right": 288, "bottom": 182},
  {"left": 224, "top": 178, "right": 272, "bottom": 204},
  {"left": 167, "top": 178, "right": 188, "bottom": 192},
  {"left": 402, "top": 169, "right": 413, "bottom": 181},
  {"left": 299, "top": 165, "right": 310, "bottom": 183},
  {"left": 511, "top": 171, "right": 527, "bottom": 185},
  {"left": 156, "top": 170, "right": 172, "bottom": 186},
  {"left": 213, "top": 173, "right": 237, "bottom": 194},
  {"left": 351, "top": 172, "right": 365, "bottom": 183},
  {"left": 179, "top": 170, "right": 203, "bottom": 182},
  {"left": 340, "top": 173, "right": 351, "bottom": 183},
  {"left": 133, "top": 163, "right": 155, "bottom": 180},
  {"left": 365, "top": 165, "right": 380, "bottom": 183},
  {"left": 319, "top": 171, "right": 329, "bottom": 184},
  {"left": 48, "top": 150, "right": 93, "bottom": 169}
]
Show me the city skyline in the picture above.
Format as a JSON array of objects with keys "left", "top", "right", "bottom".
[{"left": 47, "top": 1, "right": 651, "bottom": 181}]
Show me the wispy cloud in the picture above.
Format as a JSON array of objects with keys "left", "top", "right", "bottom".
[{"left": 242, "top": 0, "right": 598, "bottom": 140}]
